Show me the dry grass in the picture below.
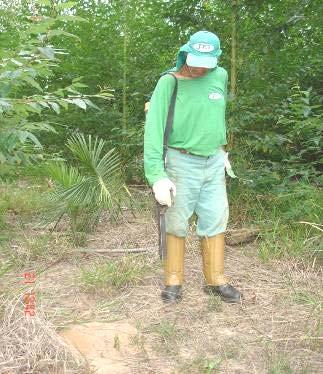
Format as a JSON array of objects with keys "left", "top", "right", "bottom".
[
  {"left": 0, "top": 191, "right": 322, "bottom": 373},
  {"left": 69, "top": 207, "right": 322, "bottom": 373},
  {"left": 0, "top": 292, "right": 88, "bottom": 373}
]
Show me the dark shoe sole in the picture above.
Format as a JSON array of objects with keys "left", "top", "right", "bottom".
[
  {"left": 161, "top": 294, "right": 182, "bottom": 304},
  {"left": 161, "top": 286, "right": 182, "bottom": 304},
  {"left": 204, "top": 285, "right": 242, "bottom": 304},
  {"left": 220, "top": 295, "right": 241, "bottom": 303}
]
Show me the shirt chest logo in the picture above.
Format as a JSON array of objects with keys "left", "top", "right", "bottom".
[{"left": 208, "top": 92, "right": 223, "bottom": 100}]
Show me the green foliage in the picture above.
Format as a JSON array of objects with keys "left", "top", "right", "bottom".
[
  {"left": 229, "top": 180, "right": 322, "bottom": 261},
  {"left": 44, "top": 133, "right": 127, "bottom": 237},
  {"left": 276, "top": 86, "right": 322, "bottom": 181},
  {"left": 0, "top": 8, "right": 112, "bottom": 164},
  {"left": 240, "top": 86, "right": 322, "bottom": 187},
  {"left": 110, "top": 123, "right": 145, "bottom": 183}
]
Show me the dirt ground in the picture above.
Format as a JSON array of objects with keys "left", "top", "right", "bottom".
[{"left": 0, "top": 208, "right": 322, "bottom": 373}]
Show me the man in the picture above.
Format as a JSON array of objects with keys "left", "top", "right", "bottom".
[{"left": 144, "top": 31, "right": 242, "bottom": 304}]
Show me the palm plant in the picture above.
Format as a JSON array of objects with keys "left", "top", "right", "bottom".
[{"left": 44, "top": 133, "right": 127, "bottom": 240}]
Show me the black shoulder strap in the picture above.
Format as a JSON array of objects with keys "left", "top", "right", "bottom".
[{"left": 163, "top": 73, "right": 178, "bottom": 162}]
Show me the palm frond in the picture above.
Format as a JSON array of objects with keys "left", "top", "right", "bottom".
[
  {"left": 44, "top": 133, "right": 124, "bottom": 231},
  {"left": 45, "top": 161, "right": 84, "bottom": 187},
  {"left": 66, "top": 133, "right": 105, "bottom": 173},
  {"left": 97, "top": 148, "right": 121, "bottom": 180}
]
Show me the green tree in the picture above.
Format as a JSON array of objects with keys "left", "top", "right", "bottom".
[{"left": 0, "top": 1, "right": 112, "bottom": 164}]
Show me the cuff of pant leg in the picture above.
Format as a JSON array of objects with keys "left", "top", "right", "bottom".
[{"left": 197, "top": 229, "right": 227, "bottom": 238}]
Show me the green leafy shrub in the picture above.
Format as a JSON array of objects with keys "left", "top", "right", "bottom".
[
  {"left": 44, "top": 133, "right": 128, "bottom": 239},
  {"left": 110, "top": 124, "right": 145, "bottom": 183},
  {"left": 0, "top": 11, "right": 112, "bottom": 164},
  {"left": 235, "top": 85, "right": 322, "bottom": 191}
]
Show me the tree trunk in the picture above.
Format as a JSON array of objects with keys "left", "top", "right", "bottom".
[
  {"left": 230, "top": 0, "right": 237, "bottom": 98},
  {"left": 122, "top": 0, "right": 128, "bottom": 131},
  {"left": 227, "top": 0, "right": 238, "bottom": 150}
]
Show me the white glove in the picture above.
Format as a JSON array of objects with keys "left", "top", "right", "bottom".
[
  {"left": 152, "top": 178, "right": 176, "bottom": 207},
  {"left": 224, "top": 152, "right": 237, "bottom": 178}
]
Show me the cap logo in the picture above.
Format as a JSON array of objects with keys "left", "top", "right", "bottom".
[{"left": 192, "top": 43, "right": 214, "bottom": 53}]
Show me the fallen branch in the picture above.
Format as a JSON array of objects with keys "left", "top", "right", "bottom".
[
  {"left": 226, "top": 228, "right": 260, "bottom": 245},
  {"left": 267, "top": 336, "right": 322, "bottom": 342},
  {"left": 78, "top": 246, "right": 158, "bottom": 254}
]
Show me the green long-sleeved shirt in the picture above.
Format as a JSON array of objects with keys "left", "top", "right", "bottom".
[{"left": 144, "top": 67, "right": 228, "bottom": 186}]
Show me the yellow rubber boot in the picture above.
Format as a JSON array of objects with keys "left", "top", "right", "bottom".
[
  {"left": 201, "top": 234, "right": 242, "bottom": 303},
  {"left": 164, "top": 234, "right": 185, "bottom": 285},
  {"left": 162, "top": 234, "right": 185, "bottom": 303},
  {"left": 201, "top": 233, "right": 227, "bottom": 286}
]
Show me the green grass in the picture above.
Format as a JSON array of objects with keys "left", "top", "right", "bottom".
[
  {"left": 178, "top": 355, "right": 222, "bottom": 374},
  {"left": 291, "top": 290, "right": 322, "bottom": 309},
  {"left": 153, "top": 319, "right": 177, "bottom": 340},
  {"left": 24, "top": 233, "right": 53, "bottom": 259},
  {"left": 229, "top": 180, "right": 322, "bottom": 262},
  {"left": 0, "top": 232, "right": 73, "bottom": 272},
  {"left": 0, "top": 181, "right": 48, "bottom": 225},
  {"left": 203, "top": 358, "right": 222, "bottom": 374},
  {"left": 0, "top": 165, "right": 101, "bottom": 253},
  {"left": 267, "top": 354, "right": 293, "bottom": 374},
  {"left": 130, "top": 330, "right": 146, "bottom": 351},
  {"left": 207, "top": 295, "right": 223, "bottom": 312},
  {"left": 151, "top": 318, "right": 179, "bottom": 355},
  {"left": 79, "top": 255, "right": 150, "bottom": 291},
  {"left": 0, "top": 261, "right": 13, "bottom": 278},
  {"left": 0, "top": 163, "right": 49, "bottom": 182},
  {"left": 257, "top": 223, "right": 320, "bottom": 262}
]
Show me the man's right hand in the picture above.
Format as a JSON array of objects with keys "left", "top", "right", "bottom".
[{"left": 152, "top": 178, "right": 176, "bottom": 207}]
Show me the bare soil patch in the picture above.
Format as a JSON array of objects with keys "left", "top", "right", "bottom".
[{"left": 60, "top": 321, "right": 139, "bottom": 374}]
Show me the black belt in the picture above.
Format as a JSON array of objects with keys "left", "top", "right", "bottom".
[{"left": 168, "top": 146, "right": 209, "bottom": 158}]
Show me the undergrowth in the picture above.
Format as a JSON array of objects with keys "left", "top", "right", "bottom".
[
  {"left": 228, "top": 179, "right": 322, "bottom": 262},
  {"left": 79, "top": 255, "right": 150, "bottom": 292},
  {"left": 0, "top": 163, "right": 321, "bottom": 274}
]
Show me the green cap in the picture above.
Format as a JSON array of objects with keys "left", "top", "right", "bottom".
[{"left": 175, "top": 31, "right": 222, "bottom": 70}]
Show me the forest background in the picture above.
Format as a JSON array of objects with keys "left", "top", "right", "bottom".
[{"left": 0, "top": 0, "right": 322, "bottom": 262}]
